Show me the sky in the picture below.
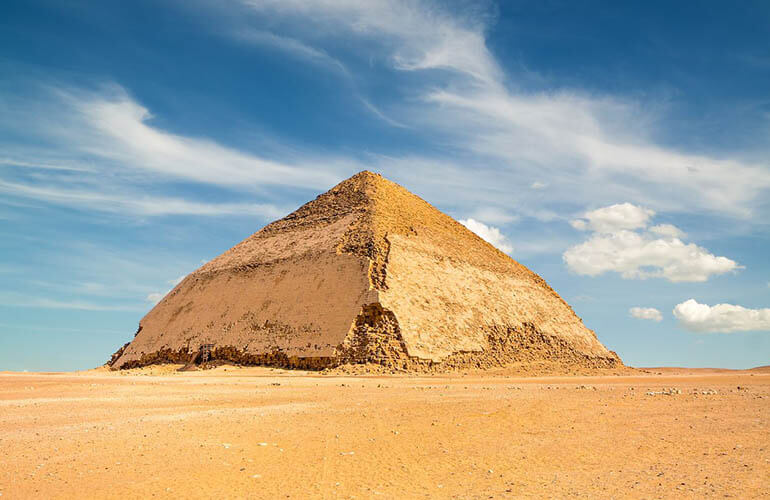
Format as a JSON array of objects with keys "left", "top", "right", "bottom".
[{"left": 1, "top": 0, "right": 769, "bottom": 371}]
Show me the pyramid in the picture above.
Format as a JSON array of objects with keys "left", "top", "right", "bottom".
[{"left": 110, "top": 171, "right": 621, "bottom": 371}]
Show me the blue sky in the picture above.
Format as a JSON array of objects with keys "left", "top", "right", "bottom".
[{"left": 1, "top": 0, "right": 769, "bottom": 371}]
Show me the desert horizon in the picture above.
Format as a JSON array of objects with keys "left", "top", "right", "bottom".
[{"left": 2, "top": 1, "right": 769, "bottom": 498}]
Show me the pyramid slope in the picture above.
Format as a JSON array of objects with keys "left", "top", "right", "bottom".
[{"left": 111, "top": 171, "right": 620, "bottom": 370}]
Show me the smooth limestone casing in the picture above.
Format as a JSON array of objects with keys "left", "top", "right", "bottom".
[{"left": 381, "top": 233, "right": 610, "bottom": 361}]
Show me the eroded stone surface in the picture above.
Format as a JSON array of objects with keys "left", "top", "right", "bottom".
[{"left": 111, "top": 171, "right": 621, "bottom": 371}]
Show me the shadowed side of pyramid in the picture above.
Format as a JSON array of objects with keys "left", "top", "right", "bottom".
[{"left": 110, "top": 171, "right": 621, "bottom": 372}]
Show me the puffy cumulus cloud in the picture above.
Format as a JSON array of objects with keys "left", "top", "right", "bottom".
[
  {"left": 649, "top": 224, "right": 686, "bottom": 239},
  {"left": 564, "top": 231, "right": 739, "bottom": 282},
  {"left": 563, "top": 203, "right": 740, "bottom": 282},
  {"left": 673, "top": 299, "right": 770, "bottom": 333},
  {"left": 459, "top": 218, "right": 513, "bottom": 254},
  {"left": 629, "top": 307, "right": 663, "bottom": 322},
  {"left": 569, "top": 219, "right": 588, "bottom": 231},
  {"left": 571, "top": 203, "right": 655, "bottom": 233}
]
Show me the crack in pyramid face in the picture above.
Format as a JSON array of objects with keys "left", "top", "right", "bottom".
[{"left": 111, "top": 171, "right": 621, "bottom": 371}]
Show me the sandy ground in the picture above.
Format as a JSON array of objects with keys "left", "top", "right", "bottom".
[{"left": 0, "top": 366, "right": 768, "bottom": 499}]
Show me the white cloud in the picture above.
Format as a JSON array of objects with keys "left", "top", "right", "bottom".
[
  {"left": 3, "top": 0, "right": 769, "bottom": 245},
  {"left": 564, "top": 230, "right": 739, "bottom": 282},
  {"left": 563, "top": 203, "right": 740, "bottom": 282},
  {"left": 0, "top": 179, "right": 285, "bottom": 217},
  {"left": 65, "top": 88, "right": 339, "bottom": 189},
  {"left": 0, "top": 157, "right": 93, "bottom": 172},
  {"left": 649, "top": 224, "right": 686, "bottom": 239},
  {"left": 146, "top": 275, "right": 188, "bottom": 304},
  {"left": 359, "top": 98, "right": 410, "bottom": 129},
  {"left": 0, "top": 83, "right": 356, "bottom": 219},
  {"left": 25, "top": 278, "right": 149, "bottom": 299},
  {"left": 422, "top": 88, "right": 770, "bottom": 218},
  {"left": 466, "top": 206, "right": 518, "bottom": 225},
  {"left": 571, "top": 203, "right": 655, "bottom": 233},
  {"left": 6, "top": 0, "right": 770, "bottom": 229},
  {"left": 241, "top": 0, "right": 502, "bottom": 85},
  {"left": 230, "top": 0, "right": 770, "bottom": 219},
  {"left": 233, "top": 29, "right": 348, "bottom": 75},
  {"left": 673, "top": 299, "right": 770, "bottom": 333},
  {"left": 459, "top": 218, "right": 513, "bottom": 254},
  {"left": 0, "top": 292, "right": 140, "bottom": 311},
  {"left": 629, "top": 307, "right": 663, "bottom": 322},
  {"left": 145, "top": 292, "right": 164, "bottom": 304}
]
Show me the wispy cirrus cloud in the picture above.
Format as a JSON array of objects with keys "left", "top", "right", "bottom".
[
  {"left": 420, "top": 87, "right": 770, "bottom": 218},
  {"left": 0, "top": 83, "right": 348, "bottom": 217},
  {"left": 0, "top": 157, "right": 94, "bottom": 172},
  {"left": 358, "top": 98, "right": 410, "bottom": 129},
  {"left": 2, "top": 0, "right": 769, "bottom": 272},
  {"left": 0, "top": 240, "right": 204, "bottom": 313},
  {"left": 465, "top": 206, "right": 518, "bottom": 225},
  {"left": 0, "top": 179, "right": 286, "bottom": 217},
  {"left": 0, "top": 291, "right": 142, "bottom": 311},
  {"left": 239, "top": 0, "right": 502, "bottom": 85},
  {"left": 63, "top": 87, "right": 340, "bottom": 190},
  {"left": 230, "top": 0, "right": 770, "bottom": 221},
  {"left": 232, "top": 29, "right": 349, "bottom": 75},
  {"left": 5, "top": 0, "right": 770, "bottom": 227}
]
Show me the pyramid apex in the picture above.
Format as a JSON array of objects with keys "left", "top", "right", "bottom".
[
  {"left": 346, "top": 169, "right": 384, "bottom": 183},
  {"left": 327, "top": 169, "right": 393, "bottom": 195}
]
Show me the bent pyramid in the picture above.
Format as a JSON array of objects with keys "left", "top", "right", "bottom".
[{"left": 110, "top": 171, "right": 621, "bottom": 371}]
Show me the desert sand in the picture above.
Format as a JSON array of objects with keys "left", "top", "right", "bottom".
[{"left": 1, "top": 367, "right": 768, "bottom": 499}]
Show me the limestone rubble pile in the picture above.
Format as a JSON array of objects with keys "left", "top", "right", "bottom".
[{"left": 110, "top": 171, "right": 621, "bottom": 371}]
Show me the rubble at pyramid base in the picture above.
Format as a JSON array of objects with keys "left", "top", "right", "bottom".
[{"left": 109, "top": 302, "right": 621, "bottom": 373}]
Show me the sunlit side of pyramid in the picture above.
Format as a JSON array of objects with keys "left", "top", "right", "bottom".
[{"left": 110, "top": 171, "right": 621, "bottom": 371}]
